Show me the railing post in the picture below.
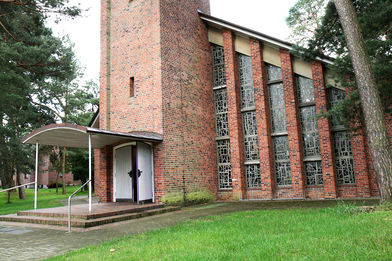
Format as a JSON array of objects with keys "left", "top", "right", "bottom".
[
  {"left": 34, "top": 142, "right": 38, "bottom": 210},
  {"left": 88, "top": 134, "right": 92, "bottom": 213},
  {"left": 68, "top": 196, "right": 71, "bottom": 232}
]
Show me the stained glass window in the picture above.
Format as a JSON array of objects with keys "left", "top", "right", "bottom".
[
  {"left": 212, "top": 44, "right": 232, "bottom": 189},
  {"left": 246, "top": 164, "right": 261, "bottom": 188},
  {"left": 297, "top": 77, "right": 315, "bottom": 104},
  {"left": 238, "top": 54, "right": 255, "bottom": 109},
  {"left": 327, "top": 87, "right": 356, "bottom": 185},
  {"left": 214, "top": 89, "right": 229, "bottom": 138},
  {"left": 305, "top": 161, "right": 323, "bottom": 185},
  {"left": 269, "top": 83, "right": 287, "bottom": 133},
  {"left": 242, "top": 111, "right": 259, "bottom": 161},
  {"left": 218, "top": 165, "right": 232, "bottom": 189},
  {"left": 273, "top": 136, "right": 292, "bottom": 186},
  {"left": 300, "top": 106, "right": 321, "bottom": 157},
  {"left": 328, "top": 88, "right": 346, "bottom": 128},
  {"left": 212, "top": 45, "right": 226, "bottom": 87},
  {"left": 266, "top": 64, "right": 282, "bottom": 81},
  {"left": 297, "top": 75, "right": 323, "bottom": 185},
  {"left": 333, "top": 131, "right": 355, "bottom": 184}
]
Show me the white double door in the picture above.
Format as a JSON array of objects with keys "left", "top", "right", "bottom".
[{"left": 114, "top": 142, "right": 153, "bottom": 202}]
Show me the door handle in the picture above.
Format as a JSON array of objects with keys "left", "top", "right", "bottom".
[{"left": 137, "top": 169, "right": 142, "bottom": 178}]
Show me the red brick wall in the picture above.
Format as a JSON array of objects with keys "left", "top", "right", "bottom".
[
  {"left": 159, "top": 0, "right": 216, "bottom": 198},
  {"left": 311, "top": 61, "right": 337, "bottom": 198},
  {"left": 222, "top": 29, "right": 246, "bottom": 200},
  {"left": 280, "top": 49, "right": 306, "bottom": 199},
  {"left": 97, "top": 0, "right": 216, "bottom": 202},
  {"left": 250, "top": 39, "right": 274, "bottom": 199},
  {"left": 94, "top": 146, "right": 113, "bottom": 202}
]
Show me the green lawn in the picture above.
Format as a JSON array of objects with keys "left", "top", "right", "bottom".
[
  {"left": 0, "top": 187, "right": 88, "bottom": 215},
  {"left": 48, "top": 206, "right": 392, "bottom": 260}
]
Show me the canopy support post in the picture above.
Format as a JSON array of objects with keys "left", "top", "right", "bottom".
[
  {"left": 34, "top": 142, "right": 38, "bottom": 210},
  {"left": 88, "top": 134, "right": 92, "bottom": 213}
]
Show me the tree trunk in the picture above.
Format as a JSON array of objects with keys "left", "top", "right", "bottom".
[
  {"left": 62, "top": 146, "right": 66, "bottom": 194},
  {"left": 16, "top": 169, "right": 25, "bottom": 200},
  {"left": 55, "top": 172, "right": 59, "bottom": 194},
  {"left": 334, "top": 0, "right": 392, "bottom": 201}
]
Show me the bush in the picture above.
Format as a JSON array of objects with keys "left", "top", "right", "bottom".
[
  {"left": 161, "top": 190, "right": 214, "bottom": 206},
  {"left": 47, "top": 183, "right": 63, "bottom": 189}
]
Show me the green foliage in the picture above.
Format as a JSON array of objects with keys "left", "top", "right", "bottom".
[
  {"left": 161, "top": 190, "right": 214, "bottom": 206},
  {"left": 48, "top": 208, "right": 392, "bottom": 260},
  {"left": 0, "top": 0, "right": 81, "bottom": 189},
  {"left": 286, "top": 0, "right": 328, "bottom": 46},
  {"left": 288, "top": 0, "right": 392, "bottom": 128}
]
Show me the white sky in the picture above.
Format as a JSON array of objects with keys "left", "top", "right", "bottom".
[{"left": 49, "top": 0, "right": 297, "bottom": 83}]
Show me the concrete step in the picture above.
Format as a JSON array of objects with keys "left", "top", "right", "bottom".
[
  {"left": 0, "top": 206, "right": 180, "bottom": 228},
  {"left": 17, "top": 204, "right": 164, "bottom": 220}
]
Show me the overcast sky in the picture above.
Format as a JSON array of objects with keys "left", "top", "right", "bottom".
[{"left": 49, "top": 0, "right": 297, "bottom": 83}]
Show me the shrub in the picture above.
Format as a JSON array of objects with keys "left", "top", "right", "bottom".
[{"left": 161, "top": 190, "right": 214, "bottom": 206}]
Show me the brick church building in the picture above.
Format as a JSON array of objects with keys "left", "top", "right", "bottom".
[{"left": 90, "top": 0, "right": 386, "bottom": 203}]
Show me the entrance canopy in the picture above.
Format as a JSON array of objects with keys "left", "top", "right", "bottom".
[{"left": 21, "top": 123, "right": 163, "bottom": 148}]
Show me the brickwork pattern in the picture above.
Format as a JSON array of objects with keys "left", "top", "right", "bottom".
[
  {"left": 279, "top": 49, "right": 305, "bottom": 199},
  {"left": 311, "top": 61, "right": 337, "bottom": 198},
  {"left": 159, "top": 0, "right": 217, "bottom": 198},
  {"left": 223, "top": 29, "right": 246, "bottom": 199},
  {"left": 96, "top": 0, "right": 216, "bottom": 202},
  {"left": 250, "top": 39, "right": 274, "bottom": 199},
  {"left": 94, "top": 147, "right": 113, "bottom": 202}
]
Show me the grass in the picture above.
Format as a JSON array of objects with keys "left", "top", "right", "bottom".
[
  {"left": 0, "top": 186, "right": 88, "bottom": 215},
  {"left": 48, "top": 205, "right": 392, "bottom": 260}
]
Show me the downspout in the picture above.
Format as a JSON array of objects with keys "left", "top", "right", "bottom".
[{"left": 106, "top": 0, "right": 112, "bottom": 130}]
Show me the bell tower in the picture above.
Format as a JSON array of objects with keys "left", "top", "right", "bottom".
[{"left": 97, "top": 0, "right": 217, "bottom": 202}]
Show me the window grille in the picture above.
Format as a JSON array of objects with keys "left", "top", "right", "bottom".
[
  {"left": 212, "top": 45, "right": 226, "bottom": 87},
  {"left": 327, "top": 88, "right": 356, "bottom": 185},
  {"left": 267, "top": 64, "right": 291, "bottom": 186},
  {"left": 238, "top": 53, "right": 261, "bottom": 188},
  {"left": 305, "top": 161, "right": 323, "bottom": 185},
  {"left": 297, "top": 77, "right": 314, "bottom": 104},
  {"left": 300, "top": 106, "right": 321, "bottom": 157},
  {"left": 267, "top": 65, "right": 282, "bottom": 81},
  {"left": 297, "top": 75, "right": 323, "bottom": 185},
  {"left": 238, "top": 54, "right": 255, "bottom": 109},
  {"left": 218, "top": 165, "right": 232, "bottom": 189},
  {"left": 328, "top": 88, "right": 346, "bottom": 128},
  {"left": 214, "top": 89, "right": 229, "bottom": 138},
  {"left": 268, "top": 83, "right": 287, "bottom": 133},
  {"left": 246, "top": 165, "right": 261, "bottom": 188},
  {"left": 212, "top": 44, "right": 232, "bottom": 189},
  {"left": 272, "top": 136, "right": 292, "bottom": 186},
  {"left": 333, "top": 131, "right": 355, "bottom": 184}
]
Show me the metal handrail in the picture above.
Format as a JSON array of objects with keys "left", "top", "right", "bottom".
[
  {"left": 0, "top": 182, "right": 36, "bottom": 193},
  {"left": 68, "top": 179, "right": 91, "bottom": 232}
]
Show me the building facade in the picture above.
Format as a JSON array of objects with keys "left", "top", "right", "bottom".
[{"left": 94, "top": 0, "right": 383, "bottom": 203}]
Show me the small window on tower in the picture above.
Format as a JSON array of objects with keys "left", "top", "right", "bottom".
[{"left": 129, "top": 77, "right": 135, "bottom": 97}]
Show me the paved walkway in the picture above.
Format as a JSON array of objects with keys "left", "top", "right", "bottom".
[{"left": 0, "top": 199, "right": 379, "bottom": 261}]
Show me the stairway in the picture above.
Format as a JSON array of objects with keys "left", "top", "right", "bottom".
[{"left": 0, "top": 203, "right": 180, "bottom": 228}]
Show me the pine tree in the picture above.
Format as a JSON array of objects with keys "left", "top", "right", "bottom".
[{"left": 0, "top": 0, "right": 80, "bottom": 198}]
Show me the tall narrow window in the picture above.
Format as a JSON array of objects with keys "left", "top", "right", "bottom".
[
  {"left": 297, "top": 75, "right": 323, "bottom": 186},
  {"left": 328, "top": 88, "right": 355, "bottom": 185},
  {"left": 129, "top": 77, "right": 135, "bottom": 97},
  {"left": 267, "top": 64, "right": 292, "bottom": 186},
  {"left": 238, "top": 53, "right": 261, "bottom": 188},
  {"left": 212, "top": 44, "right": 232, "bottom": 189}
]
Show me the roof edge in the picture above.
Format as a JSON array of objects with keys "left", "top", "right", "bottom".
[{"left": 198, "top": 11, "right": 334, "bottom": 65}]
